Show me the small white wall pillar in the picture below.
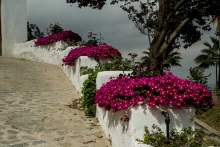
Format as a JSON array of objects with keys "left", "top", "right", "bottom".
[{"left": 1, "top": 0, "right": 27, "bottom": 56}]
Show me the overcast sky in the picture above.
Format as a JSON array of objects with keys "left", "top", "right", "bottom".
[{"left": 27, "top": 0, "right": 217, "bottom": 89}]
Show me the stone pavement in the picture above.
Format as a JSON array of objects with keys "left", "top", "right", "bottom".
[{"left": 0, "top": 57, "right": 110, "bottom": 147}]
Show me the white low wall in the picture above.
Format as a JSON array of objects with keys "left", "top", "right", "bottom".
[
  {"left": 96, "top": 72, "right": 195, "bottom": 147},
  {"left": 13, "top": 41, "right": 100, "bottom": 93},
  {"left": 14, "top": 40, "right": 68, "bottom": 65},
  {"left": 60, "top": 56, "right": 105, "bottom": 92},
  {"left": 13, "top": 41, "right": 106, "bottom": 93},
  {"left": 96, "top": 71, "right": 132, "bottom": 90},
  {"left": 13, "top": 41, "right": 196, "bottom": 147}
]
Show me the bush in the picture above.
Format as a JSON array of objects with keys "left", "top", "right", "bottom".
[
  {"left": 81, "top": 56, "right": 135, "bottom": 116},
  {"left": 137, "top": 124, "right": 219, "bottom": 147},
  {"left": 46, "top": 22, "right": 64, "bottom": 35},
  {"left": 34, "top": 30, "right": 82, "bottom": 47},
  {"left": 95, "top": 72, "right": 215, "bottom": 112},
  {"left": 81, "top": 69, "right": 100, "bottom": 116},
  {"left": 62, "top": 45, "right": 122, "bottom": 66}
]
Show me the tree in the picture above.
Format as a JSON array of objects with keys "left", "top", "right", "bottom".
[
  {"left": 141, "top": 47, "right": 182, "bottom": 70},
  {"left": 213, "top": 16, "right": 220, "bottom": 36},
  {"left": 46, "top": 22, "right": 64, "bottom": 35},
  {"left": 67, "top": 0, "right": 220, "bottom": 72},
  {"left": 194, "top": 36, "right": 220, "bottom": 88},
  {"left": 187, "top": 66, "right": 211, "bottom": 88},
  {"left": 27, "top": 22, "right": 44, "bottom": 41},
  {"left": 81, "top": 30, "right": 105, "bottom": 46}
]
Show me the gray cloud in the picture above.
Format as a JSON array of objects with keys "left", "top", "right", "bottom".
[{"left": 27, "top": 0, "right": 217, "bottom": 88}]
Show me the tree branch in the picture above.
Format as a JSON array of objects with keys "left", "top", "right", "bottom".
[
  {"left": 156, "top": 18, "right": 190, "bottom": 57},
  {"left": 166, "top": 0, "right": 186, "bottom": 21},
  {"left": 150, "top": 0, "right": 167, "bottom": 51}
]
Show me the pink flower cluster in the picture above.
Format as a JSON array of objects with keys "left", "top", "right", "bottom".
[
  {"left": 62, "top": 45, "right": 122, "bottom": 66},
  {"left": 95, "top": 72, "right": 215, "bottom": 112},
  {"left": 34, "top": 30, "right": 82, "bottom": 47}
]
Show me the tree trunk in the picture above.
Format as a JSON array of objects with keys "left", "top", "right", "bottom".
[
  {"left": 147, "top": 0, "right": 192, "bottom": 72},
  {"left": 149, "top": 17, "right": 191, "bottom": 73}
]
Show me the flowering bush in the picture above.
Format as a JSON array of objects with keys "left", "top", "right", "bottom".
[
  {"left": 34, "top": 30, "right": 82, "bottom": 47},
  {"left": 80, "top": 30, "right": 105, "bottom": 46},
  {"left": 62, "top": 45, "right": 122, "bottom": 66},
  {"left": 136, "top": 124, "right": 219, "bottom": 147},
  {"left": 81, "top": 56, "right": 135, "bottom": 117},
  {"left": 95, "top": 72, "right": 215, "bottom": 112}
]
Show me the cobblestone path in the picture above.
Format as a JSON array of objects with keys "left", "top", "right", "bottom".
[{"left": 0, "top": 57, "right": 110, "bottom": 147}]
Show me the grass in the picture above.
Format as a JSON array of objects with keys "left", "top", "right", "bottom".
[{"left": 196, "top": 106, "right": 220, "bottom": 132}]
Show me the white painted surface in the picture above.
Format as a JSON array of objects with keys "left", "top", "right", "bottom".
[
  {"left": 60, "top": 56, "right": 100, "bottom": 92},
  {"left": 96, "top": 71, "right": 132, "bottom": 90},
  {"left": 1, "top": 0, "right": 27, "bottom": 56},
  {"left": 58, "top": 47, "right": 77, "bottom": 79},
  {"left": 58, "top": 47, "right": 76, "bottom": 65},
  {"left": 12, "top": 41, "right": 196, "bottom": 147},
  {"left": 96, "top": 72, "right": 195, "bottom": 147},
  {"left": 14, "top": 40, "right": 68, "bottom": 65},
  {"left": 96, "top": 105, "right": 195, "bottom": 147},
  {"left": 13, "top": 41, "right": 104, "bottom": 93}
]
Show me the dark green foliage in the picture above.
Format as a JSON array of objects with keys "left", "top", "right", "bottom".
[
  {"left": 27, "top": 22, "right": 65, "bottom": 41},
  {"left": 81, "top": 31, "right": 104, "bottom": 46},
  {"left": 137, "top": 124, "right": 219, "bottom": 147},
  {"left": 46, "top": 22, "right": 64, "bottom": 35},
  {"left": 187, "top": 66, "right": 212, "bottom": 114},
  {"left": 27, "top": 22, "right": 44, "bottom": 41},
  {"left": 82, "top": 68, "right": 95, "bottom": 75},
  {"left": 100, "top": 56, "right": 133, "bottom": 71},
  {"left": 194, "top": 36, "right": 220, "bottom": 68},
  {"left": 141, "top": 48, "right": 182, "bottom": 71},
  {"left": 81, "top": 70, "right": 99, "bottom": 117},
  {"left": 187, "top": 66, "right": 211, "bottom": 88},
  {"left": 81, "top": 55, "right": 135, "bottom": 116},
  {"left": 194, "top": 36, "right": 220, "bottom": 88}
]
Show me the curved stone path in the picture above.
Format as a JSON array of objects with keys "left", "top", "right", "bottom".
[{"left": 0, "top": 57, "right": 110, "bottom": 147}]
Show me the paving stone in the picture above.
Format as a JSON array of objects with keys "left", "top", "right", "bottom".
[
  {"left": 7, "top": 130, "right": 18, "bottom": 134},
  {"left": 9, "top": 143, "right": 29, "bottom": 147},
  {"left": 32, "top": 140, "right": 47, "bottom": 145},
  {"left": 1, "top": 141, "right": 14, "bottom": 144},
  {"left": 53, "top": 137, "right": 64, "bottom": 141},
  {"left": 0, "top": 132, "right": 4, "bottom": 135},
  {"left": 7, "top": 135, "right": 18, "bottom": 140},
  {"left": 0, "top": 57, "right": 110, "bottom": 147},
  {"left": 21, "top": 135, "right": 37, "bottom": 140},
  {"left": 56, "top": 131, "right": 65, "bottom": 135}
]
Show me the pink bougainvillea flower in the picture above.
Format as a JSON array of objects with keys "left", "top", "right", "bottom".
[
  {"left": 95, "top": 72, "right": 215, "bottom": 112},
  {"left": 62, "top": 45, "right": 122, "bottom": 66},
  {"left": 34, "top": 30, "right": 82, "bottom": 47}
]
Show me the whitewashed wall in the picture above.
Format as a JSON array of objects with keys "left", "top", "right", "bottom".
[
  {"left": 2, "top": 0, "right": 27, "bottom": 56},
  {"left": 14, "top": 40, "right": 69, "bottom": 65},
  {"left": 96, "top": 72, "right": 195, "bottom": 147},
  {"left": 12, "top": 41, "right": 196, "bottom": 147},
  {"left": 60, "top": 56, "right": 104, "bottom": 92},
  {"left": 13, "top": 41, "right": 102, "bottom": 93}
]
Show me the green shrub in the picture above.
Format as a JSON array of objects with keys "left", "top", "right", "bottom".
[
  {"left": 81, "top": 69, "right": 100, "bottom": 116},
  {"left": 81, "top": 55, "right": 136, "bottom": 116},
  {"left": 137, "top": 124, "right": 219, "bottom": 147}
]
